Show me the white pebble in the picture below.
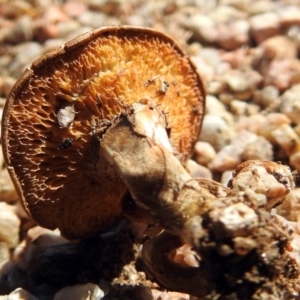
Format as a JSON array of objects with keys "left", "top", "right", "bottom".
[
  {"left": 194, "top": 141, "right": 216, "bottom": 166},
  {"left": 199, "top": 115, "right": 234, "bottom": 151},
  {"left": 3, "top": 288, "right": 38, "bottom": 300},
  {"left": 54, "top": 283, "right": 104, "bottom": 300}
]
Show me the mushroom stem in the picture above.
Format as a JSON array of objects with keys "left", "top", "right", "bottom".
[{"left": 100, "top": 100, "right": 208, "bottom": 233}]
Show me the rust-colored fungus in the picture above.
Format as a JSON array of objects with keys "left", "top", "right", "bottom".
[{"left": 2, "top": 26, "right": 206, "bottom": 240}]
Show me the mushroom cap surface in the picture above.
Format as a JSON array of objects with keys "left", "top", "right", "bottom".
[{"left": 2, "top": 26, "right": 206, "bottom": 239}]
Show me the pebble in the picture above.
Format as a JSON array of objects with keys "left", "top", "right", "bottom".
[
  {"left": 54, "top": 283, "right": 104, "bottom": 300},
  {"left": 236, "top": 113, "right": 291, "bottom": 143},
  {"left": 289, "top": 151, "right": 300, "bottom": 171},
  {"left": 2, "top": 0, "right": 300, "bottom": 299},
  {"left": 260, "top": 35, "right": 297, "bottom": 59},
  {"left": 216, "top": 19, "right": 250, "bottom": 50},
  {"left": 248, "top": 1, "right": 277, "bottom": 15},
  {"left": 278, "top": 188, "right": 300, "bottom": 222},
  {"left": 219, "top": 0, "right": 251, "bottom": 11},
  {"left": 230, "top": 100, "right": 260, "bottom": 116},
  {"left": 0, "top": 243, "right": 10, "bottom": 265},
  {"left": 8, "top": 42, "right": 43, "bottom": 77},
  {"left": 152, "top": 290, "right": 189, "bottom": 300},
  {"left": 253, "top": 85, "right": 279, "bottom": 108},
  {"left": 280, "top": 84, "right": 300, "bottom": 125},
  {"left": 33, "top": 6, "right": 69, "bottom": 42},
  {"left": 13, "top": 227, "right": 66, "bottom": 268},
  {"left": 199, "top": 115, "right": 235, "bottom": 152},
  {"left": 0, "top": 203, "right": 20, "bottom": 248},
  {"left": 186, "top": 159, "right": 212, "bottom": 179},
  {"left": 271, "top": 124, "right": 300, "bottom": 156},
  {"left": 278, "top": 5, "right": 300, "bottom": 28},
  {"left": 0, "top": 170, "right": 18, "bottom": 204},
  {"left": 209, "top": 202, "right": 258, "bottom": 237},
  {"left": 210, "top": 5, "right": 247, "bottom": 21},
  {"left": 209, "top": 130, "right": 257, "bottom": 172},
  {"left": 63, "top": 1, "right": 87, "bottom": 18},
  {"left": 224, "top": 70, "right": 254, "bottom": 100},
  {"left": 194, "top": 141, "right": 216, "bottom": 166},
  {"left": 77, "top": 10, "right": 107, "bottom": 28},
  {"left": 0, "top": 76, "right": 16, "bottom": 99},
  {"left": 249, "top": 12, "right": 280, "bottom": 44},
  {"left": 184, "top": 15, "right": 218, "bottom": 44},
  {"left": 0, "top": 288, "right": 38, "bottom": 300},
  {"left": 263, "top": 57, "right": 300, "bottom": 92},
  {"left": 205, "top": 95, "right": 234, "bottom": 123},
  {"left": 229, "top": 160, "right": 294, "bottom": 209},
  {"left": 0, "top": 16, "right": 34, "bottom": 44},
  {"left": 242, "top": 136, "right": 273, "bottom": 161}
]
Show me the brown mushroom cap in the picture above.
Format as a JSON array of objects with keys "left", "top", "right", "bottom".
[{"left": 2, "top": 26, "right": 206, "bottom": 240}]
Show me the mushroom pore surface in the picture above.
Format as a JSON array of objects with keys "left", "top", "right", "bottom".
[{"left": 2, "top": 26, "right": 206, "bottom": 239}]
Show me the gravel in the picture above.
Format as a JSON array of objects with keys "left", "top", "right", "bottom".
[{"left": 1, "top": 0, "right": 300, "bottom": 299}]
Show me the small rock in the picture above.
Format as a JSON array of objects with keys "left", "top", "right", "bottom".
[
  {"left": 249, "top": 12, "right": 280, "bottom": 44},
  {"left": 271, "top": 124, "right": 300, "bottom": 156},
  {"left": 194, "top": 141, "right": 216, "bottom": 166},
  {"left": 199, "top": 115, "right": 234, "bottom": 152},
  {"left": 184, "top": 15, "right": 218, "bottom": 44},
  {"left": 242, "top": 136, "right": 273, "bottom": 161},
  {"left": 220, "top": 47, "right": 248, "bottom": 69},
  {"left": 260, "top": 35, "right": 297, "bottom": 59},
  {"left": 152, "top": 289, "right": 189, "bottom": 300},
  {"left": 248, "top": 1, "right": 277, "bottom": 15},
  {"left": 63, "top": 1, "right": 86, "bottom": 18},
  {"left": 280, "top": 84, "right": 300, "bottom": 125},
  {"left": 230, "top": 100, "right": 260, "bottom": 116},
  {"left": 290, "top": 151, "right": 300, "bottom": 172},
  {"left": 0, "top": 16, "right": 33, "bottom": 44},
  {"left": 77, "top": 11, "right": 107, "bottom": 28},
  {"left": 263, "top": 57, "right": 300, "bottom": 92},
  {"left": 279, "top": 5, "right": 300, "bottom": 28},
  {"left": 209, "top": 130, "right": 257, "bottom": 172},
  {"left": 205, "top": 95, "right": 234, "bottom": 123},
  {"left": 209, "top": 203, "right": 258, "bottom": 238},
  {"left": 0, "top": 76, "right": 16, "bottom": 99},
  {"left": 277, "top": 188, "right": 300, "bottom": 222},
  {"left": 219, "top": 0, "right": 251, "bottom": 11},
  {"left": 222, "top": 69, "right": 262, "bottom": 101},
  {"left": 0, "top": 203, "right": 20, "bottom": 248},
  {"left": 236, "top": 113, "right": 291, "bottom": 143},
  {"left": 5, "top": 288, "right": 38, "bottom": 300},
  {"left": 216, "top": 19, "right": 250, "bottom": 50},
  {"left": 13, "top": 226, "right": 66, "bottom": 268},
  {"left": 0, "top": 169, "right": 18, "bottom": 204},
  {"left": 186, "top": 159, "right": 212, "bottom": 179},
  {"left": 54, "top": 283, "right": 104, "bottom": 300},
  {"left": 210, "top": 5, "right": 247, "bottom": 21},
  {"left": 253, "top": 85, "right": 279, "bottom": 108},
  {"left": 8, "top": 42, "right": 43, "bottom": 77},
  {"left": 207, "top": 80, "right": 226, "bottom": 95},
  {"left": 190, "top": 56, "right": 215, "bottom": 81},
  {"left": 0, "top": 243, "right": 10, "bottom": 264}
]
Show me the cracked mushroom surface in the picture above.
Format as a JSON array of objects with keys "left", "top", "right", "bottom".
[{"left": 1, "top": 26, "right": 206, "bottom": 240}]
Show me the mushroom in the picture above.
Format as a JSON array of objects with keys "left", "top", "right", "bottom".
[{"left": 2, "top": 26, "right": 206, "bottom": 240}]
